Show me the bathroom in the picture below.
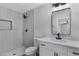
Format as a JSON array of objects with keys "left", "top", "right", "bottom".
[{"left": 0, "top": 2, "right": 79, "bottom": 56}]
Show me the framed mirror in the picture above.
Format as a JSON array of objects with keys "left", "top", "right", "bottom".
[{"left": 51, "top": 8, "right": 71, "bottom": 35}]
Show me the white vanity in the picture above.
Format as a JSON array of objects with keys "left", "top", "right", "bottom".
[{"left": 37, "top": 37, "right": 79, "bottom": 56}]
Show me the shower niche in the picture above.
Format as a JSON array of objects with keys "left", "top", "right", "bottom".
[
  {"left": 51, "top": 8, "right": 71, "bottom": 35},
  {"left": 0, "top": 20, "right": 12, "bottom": 30}
]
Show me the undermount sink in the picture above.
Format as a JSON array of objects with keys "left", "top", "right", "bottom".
[
  {"left": 38, "top": 37, "right": 68, "bottom": 43},
  {"left": 51, "top": 38, "right": 67, "bottom": 43}
]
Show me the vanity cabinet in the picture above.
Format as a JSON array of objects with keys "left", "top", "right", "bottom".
[
  {"left": 40, "top": 46, "right": 55, "bottom": 56},
  {"left": 39, "top": 41, "right": 79, "bottom": 56},
  {"left": 39, "top": 41, "right": 68, "bottom": 56},
  {"left": 68, "top": 47, "right": 79, "bottom": 56}
]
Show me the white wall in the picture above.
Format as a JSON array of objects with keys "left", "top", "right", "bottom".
[
  {"left": 34, "top": 4, "right": 51, "bottom": 37},
  {"left": 23, "top": 10, "right": 34, "bottom": 47},
  {"left": 0, "top": 6, "right": 23, "bottom": 53},
  {"left": 70, "top": 3, "right": 79, "bottom": 40},
  {"left": 34, "top": 3, "right": 79, "bottom": 41}
]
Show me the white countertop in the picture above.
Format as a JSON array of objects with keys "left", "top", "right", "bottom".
[{"left": 34, "top": 37, "right": 79, "bottom": 49}]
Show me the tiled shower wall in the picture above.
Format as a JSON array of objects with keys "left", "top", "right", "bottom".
[
  {"left": 0, "top": 6, "right": 23, "bottom": 53},
  {"left": 23, "top": 9, "right": 34, "bottom": 47}
]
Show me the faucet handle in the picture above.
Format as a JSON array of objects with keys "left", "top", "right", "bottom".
[
  {"left": 56, "top": 33, "right": 62, "bottom": 40},
  {"left": 57, "top": 33, "right": 60, "bottom": 36}
]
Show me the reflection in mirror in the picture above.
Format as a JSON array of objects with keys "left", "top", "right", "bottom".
[{"left": 51, "top": 8, "right": 71, "bottom": 35}]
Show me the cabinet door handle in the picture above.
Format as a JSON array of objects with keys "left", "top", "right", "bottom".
[
  {"left": 72, "top": 52, "right": 79, "bottom": 55},
  {"left": 41, "top": 44, "right": 46, "bottom": 46},
  {"left": 54, "top": 52, "right": 58, "bottom": 56}
]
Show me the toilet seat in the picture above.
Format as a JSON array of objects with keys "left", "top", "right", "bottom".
[{"left": 25, "top": 47, "right": 37, "bottom": 55}]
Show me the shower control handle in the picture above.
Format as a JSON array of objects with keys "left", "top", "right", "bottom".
[{"left": 25, "top": 29, "right": 28, "bottom": 32}]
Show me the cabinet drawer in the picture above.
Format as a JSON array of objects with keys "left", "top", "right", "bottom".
[
  {"left": 39, "top": 41, "right": 67, "bottom": 52},
  {"left": 39, "top": 41, "right": 60, "bottom": 49},
  {"left": 68, "top": 47, "right": 79, "bottom": 56}
]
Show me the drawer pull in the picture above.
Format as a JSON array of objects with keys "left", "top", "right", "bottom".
[
  {"left": 72, "top": 52, "right": 79, "bottom": 55},
  {"left": 41, "top": 44, "right": 46, "bottom": 46},
  {"left": 54, "top": 52, "right": 58, "bottom": 56}
]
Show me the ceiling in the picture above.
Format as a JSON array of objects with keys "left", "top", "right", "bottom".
[{"left": 0, "top": 3, "right": 45, "bottom": 13}]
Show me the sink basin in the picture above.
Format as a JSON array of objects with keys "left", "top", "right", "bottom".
[
  {"left": 38, "top": 37, "right": 67, "bottom": 43},
  {"left": 51, "top": 39, "right": 67, "bottom": 43}
]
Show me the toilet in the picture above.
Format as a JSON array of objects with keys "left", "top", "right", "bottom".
[
  {"left": 25, "top": 38, "right": 39, "bottom": 56},
  {"left": 25, "top": 47, "right": 37, "bottom": 56}
]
